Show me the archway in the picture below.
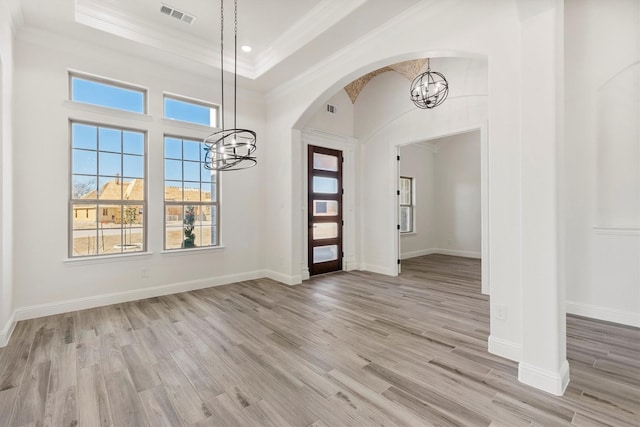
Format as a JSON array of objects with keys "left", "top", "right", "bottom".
[{"left": 292, "top": 53, "right": 489, "bottom": 293}]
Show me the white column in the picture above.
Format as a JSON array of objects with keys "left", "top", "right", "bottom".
[
  {"left": 518, "top": 0, "right": 569, "bottom": 395},
  {"left": 0, "top": 3, "right": 15, "bottom": 348}
]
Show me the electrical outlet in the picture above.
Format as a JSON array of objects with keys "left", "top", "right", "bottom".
[
  {"left": 494, "top": 304, "right": 507, "bottom": 321},
  {"left": 141, "top": 268, "right": 150, "bottom": 279}
]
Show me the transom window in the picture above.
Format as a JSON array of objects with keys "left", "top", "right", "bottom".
[
  {"left": 164, "top": 94, "right": 218, "bottom": 127},
  {"left": 399, "top": 176, "right": 414, "bottom": 233},
  {"left": 70, "top": 73, "right": 146, "bottom": 114},
  {"left": 164, "top": 136, "right": 219, "bottom": 249},
  {"left": 70, "top": 122, "right": 146, "bottom": 257}
]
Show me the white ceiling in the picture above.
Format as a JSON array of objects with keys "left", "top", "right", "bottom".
[{"left": 11, "top": 0, "right": 421, "bottom": 91}]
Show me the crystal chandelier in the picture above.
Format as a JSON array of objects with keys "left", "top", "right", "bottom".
[
  {"left": 204, "top": 0, "right": 256, "bottom": 171},
  {"left": 409, "top": 58, "right": 449, "bottom": 109}
]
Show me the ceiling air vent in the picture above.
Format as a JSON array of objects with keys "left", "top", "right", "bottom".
[
  {"left": 160, "top": 4, "right": 196, "bottom": 25},
  {"left": 326, "top": 104, "right": 337, "bottom": 114}
]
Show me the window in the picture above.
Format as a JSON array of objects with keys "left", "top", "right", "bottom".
[
  {"left": 164, "top": 95, "right": 218, "bottom": 127},
  {"left": 70, "top": 122, "right": 146, "bottom": 257},
  {"left": 164, "top": 136, "right": 219, "bottom": 249},
  {"left": 399, "top": 176, "right": 414, "bottom": 233},
  {"left": 70, "top": 74, "right": 146, "bottom": 113}
]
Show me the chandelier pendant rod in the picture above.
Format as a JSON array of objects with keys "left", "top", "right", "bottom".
[
  {"left": 234, "top": 0, "right": 237, "bottom": 131},
  {"left": 203, "top": 0, "right": 256, "bottom": 171},
  {"left": 219, "top": 0, "right": 225, "bottom": 131},
  {"left": 233, "top": 0, "right": 238, "bottom": 157}
]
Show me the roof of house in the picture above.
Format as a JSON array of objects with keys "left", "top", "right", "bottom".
[{"left": 81, "top": 178, "right": 211, "bottom": 202}]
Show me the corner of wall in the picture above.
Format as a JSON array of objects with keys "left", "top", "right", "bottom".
[
  {"left": 0, "top": 310, "right": 16, "bottom": 348},
  {"left": 488, "top": 335, "right": 521, "bottom": 362},
  {"left": 265, "top": 270, "right": 303, "bottom": 286},
  {"left": 518, "top": 360, "right": 570, "bottom": 396}
]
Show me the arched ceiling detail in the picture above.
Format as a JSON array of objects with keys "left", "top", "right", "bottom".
[{"left": 344, "top": 58, "right": 427, "bottom": 103}]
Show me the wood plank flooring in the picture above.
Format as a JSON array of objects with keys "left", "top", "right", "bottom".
[{"left": 0, "top": 254, "right": 638, "bottom": 426}]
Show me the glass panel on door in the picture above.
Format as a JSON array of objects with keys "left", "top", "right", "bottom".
[
  {"left": 313, "top": 153, "right": 339, "bottom": 171},
  {"left": 313, "top": 245, "right": 338, "bottom": 263},
  {"left": 312, "top": 177, "right": 338, "bottom": 194},
  {"left": 313, "top": 222, "right": 338, "bottom": 240},
  {"left": 313, "top": 200, "right": 339, "bottom": 216}
]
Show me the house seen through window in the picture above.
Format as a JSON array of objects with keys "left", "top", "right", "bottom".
[
  {"left": 69, "top": 72, "right": 220, "bottom": 257},
  {"left": 164, "top": 136, "right": 219, "bottom": 250},
  {"left": 70, "top": 122, "right": 146, "bottom": 257}
]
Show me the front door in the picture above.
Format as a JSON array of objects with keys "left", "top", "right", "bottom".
[{"left": 308, "top": 145, "right": 343, "bottom": 276}]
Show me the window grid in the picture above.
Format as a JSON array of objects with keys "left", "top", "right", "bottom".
[
  {"left": 164, "top": 136, "right": 219, "bottom": 250},
  {"left": 70, "top": 121, "right": 146, "bottom": 257},
  {"left": 400, "top": 176, "right": 414, "bottom": 233}
]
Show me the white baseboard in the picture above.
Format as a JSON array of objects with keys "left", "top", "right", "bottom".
[
  {"left": 13, "top": 270, "right": 266, "bottom": 324},
  {"left": 400, "top": 249, "right": 436, "bottom": 260},
  {"left": 519, "top": 360, "right": 570, "bottom": 396},
  {"left": 488, "top": 335, "right": 521, "bottom": 362},
  {"left": 265, "top": 270, "right": 302, "bottom": 286},
  {"left": 433, "top": 248, "right": 481, "bottom": 259},
  {"left": 400, "top": 248, "right": 481, "bottom": 260},
  {"left": 0, "top": 312, "right": 16, "bottom": 348},
  {"left": 343, "top": 262, "right": 359, "bottom": 272},
  {"left": 566, "top": 301, "right": 640, "bottom": 328},
  {"left": 343, "top": 257, "right": 360, "bottom": 272},
  {"left": 361, "top": 263, "right": 397, "bottom": 276}
]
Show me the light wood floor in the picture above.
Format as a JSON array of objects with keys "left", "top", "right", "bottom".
[{"left": 0, "top": 254, "right": 638, "bottom": 426}]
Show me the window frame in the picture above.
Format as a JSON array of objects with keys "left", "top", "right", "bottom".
[
  {"left": 163, "top": 93, "right": 219, "bottom": 128},
  {"left": 399, "top": 176, "right": 414, "bottom": 233},
  {"left": 68, "top": 120, "right": 148, "bottom": 258},
  {"left": 69, "top": 71, "right": 148, "bottom": 114},
  {"left": 163, "top": 134, "right": 220, "bottom": 251}
]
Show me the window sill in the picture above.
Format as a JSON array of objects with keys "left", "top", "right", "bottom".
[
  {"left": 63, "top": 100, "right": 153, "bottom": 122},
  {"left": 161, "top": 118, "right": 219, "bottom": 135},
  {"left": 592, "top": 226, "right": 640, "bottom": 236},
  {"left": 161, "top": 245, "right": 225, "bottom": 256},
  {"left": 64, "top": 251, "right": 153, "bottom": 266},
  {"left": 400, "top": 232, "right": 416, "bottom": 236}
]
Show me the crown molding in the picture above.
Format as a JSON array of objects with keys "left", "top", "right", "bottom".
[
  {"left": 253, "top": 0, "right": 366, "bottom": 78},
  {"left": 75, "top": 0, "right": 255, "bottom": 78},
  {"left": 265, "top": 0, "right": 444, "bottom": 103},
  {"left": 74, "top": 0, "right": 367, "bottom": 81},
  {"left": 16, "top": 26, "right": 265, "bottom": 101}
]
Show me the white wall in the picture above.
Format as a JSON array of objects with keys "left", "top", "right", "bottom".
[
  {"left": 270, "top": 0, "right": 523, "bottom": 362},
  {"left": 9, "top": 32, "right": 267, "bottom": 317},
  {"left": 434, "top": 131, "right": 481, "bottom": 258},
  {"left": 0, "top": 0, "right": 15, "bottom": 346},
  {"left": 399, "top": 142, "right": 437, "bottom": 259},
  {"left": 353, "top": 58, "right": 488, "bottom": 273},
  {"left": 399, "top": 131, "right": 481, "bottom": 260},
  {"left": 564, "top": 0, "right": 640, "bottom": 327},
  {"left": 305, "top": 89, "right": 354, "bottom": 138}
]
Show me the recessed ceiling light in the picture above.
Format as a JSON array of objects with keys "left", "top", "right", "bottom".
[{"left": 241, "top": 45, "right": 252, "bottom": 53}]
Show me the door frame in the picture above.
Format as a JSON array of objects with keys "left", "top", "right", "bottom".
[
  {"left": 307, "top": 145, "right": 343, "bottom": 275},
  {"left": 300, "top": 129, "right": 359, "bottom": 280},
  {"left": 394, "top": 124, "right": 490, "bottom": 295}
]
